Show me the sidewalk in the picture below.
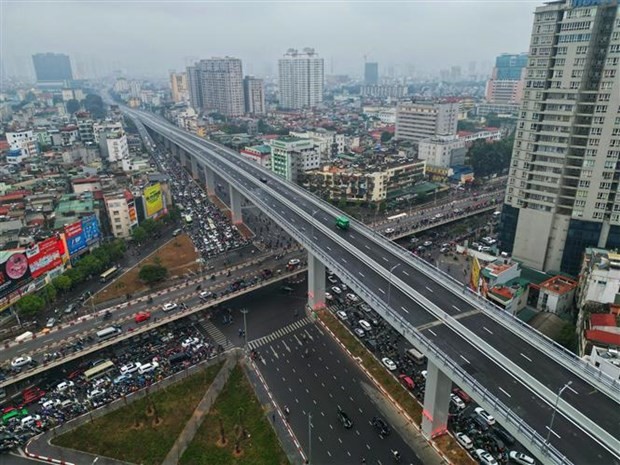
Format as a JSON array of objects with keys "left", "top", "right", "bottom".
[{"left": 161, "top": 350, "right": 239, "bottom": 465}]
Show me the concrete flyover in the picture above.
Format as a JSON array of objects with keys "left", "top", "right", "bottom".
[{"left": 127, "top": 108, "right": 620, "bottom": 465}]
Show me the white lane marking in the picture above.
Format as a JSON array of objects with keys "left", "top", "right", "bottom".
[
  {"left": 566, "top": 384, "right": 579, "bottom": 395},
  {"left": 341, "top": 258, "right": 347, "bottom": 263},
  {"left": 270, "top": 346, "right": 279, "bottom": 359},
  {"left": 382, "top": 257, "right": 389, "bottom": 262},
  {"left": 282, "top": 340, "right": 291, "bottom": 353},
  {"left": 427, "top": 329, "right": 437, "bottom": 337},
  {"left": 483, "top": 327, "right": 493, "bottom": 335},
  {"left": 326, "top": 246, "right": 332, "bottom": 251},
  {"left": 402, "top": 270, "right": 409, "bottom": 276},
  {"left": 364, "top": 245, "right": 370, "bottom": 250},
  {"left": 349, "top": 234, "right": 355, "bottom": 239},
  {"left": 452, "top": 305, "right": 462, "bottom": 312},
  {"left": 400, "top": 306, "right": 409, "bottom": 314},
  {"left": 546, "top": 426, "right": 561, "bottom": 439},
  {"left": 520, "top": 353, "right": 532, "bottom": 362},
  {"left": 358, "top": 272, "right": 365, "bottom": 278},
  {"left": 425, "top": 286, "right": 434, "bottom": 293},
  {"left": 460, "top": 355, "right": 470, "bottom": 364},
  {"left": 499, "top": 387, "right": 512, "bottom": 398},
  {"left": 379, "top": 288, "right": 385, "bottom": 294}
]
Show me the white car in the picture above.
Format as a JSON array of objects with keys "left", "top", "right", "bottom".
[
  {"left": 423, "top": 241, "right": 433, "bottom": 247},
  {"left": 41, "top": 399, "right": 62, "bottom": 410},
  {"left": 384, "top": 228, "right": 395, "bottom": 234},
  {"left": 331, "top": 286, "right": 342, "bottom": 294},
  {"left": 120, "top": 363, "right": 139, "bottom": 374},
  {"left": 162, "top": 303, "right": 178, "bottom": 312},
  {"left": 509, "top": 451, "right": 536, "bottom": 465},
  {"left": 455, "top": 432, "right": 473, "bottom": 450},
  {"left": 421, "top": 370, "right": 427, "bottom": 379},
  {"left": 199, "top": 291, "right": 213, "bottom": 300},
  {"left": 11, "top": 356, "right": 32, "bottom": 368},
  {"left": 56, "top": 381, "right": 75, "bottom": 392},
  {"left": 182, "top": 337, "right": 200, "bottom": 348},
  {"left": 87, "top": 388, "right": 106, "bottom": 400},
  {"left": 336, "top": 310, "right": 348, "bottom": 321},
  {"left": 475, "top": 449, "right": 498, "bottom": 465},
  {"left": 325, "top": 292, "right": 333, "bottom": 301},
  {"left": 474, "top": 407, "right": 496, "bottom": 425},
  {"left": 327, "top": 276, "right": 338, "bottom": 284},
  {"left": 20, "top": 414, "right": 41, "bottom": 427},
  {"left": 288, "top": 258, "right": 300, "bottom": 267},
  {"left": 137, "top": 361, "right": 159, "bottom": 374},
  {"left": 353, "top": 328, "right": 365, "bottom": 338},
  {"left": 346, "top": 293, "right": 359, "bottom": 302},
  {"left": 381, "top": 357, "right": 397, "bottom": 371},
  {"left": 450, "top": 393, "right": 466, "bottom": 410}
]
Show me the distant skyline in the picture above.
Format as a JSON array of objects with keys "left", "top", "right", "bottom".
[{"left": 2, "top": 0, "right": 538, "bottom": 80}]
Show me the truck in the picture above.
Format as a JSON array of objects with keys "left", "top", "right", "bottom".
[{"left": 335, "top": 216, "right": 350, "bottom": 230}]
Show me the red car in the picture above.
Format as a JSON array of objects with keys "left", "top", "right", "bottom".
[
  {"left": 452, "top": 387, "right": 472, "bottom": 404},
  {"left": 134, "top": 311, "right": 151, "bottom": 324},
  {"left": 399, "top": 374, "right": 415, "bottom": 391}
]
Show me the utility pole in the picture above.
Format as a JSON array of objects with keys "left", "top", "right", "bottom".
[
  {"left": 308, "top": 412, "right": 312, "bottom": 465},
  {"left": 240, "top": 308, "right": 249, "bottom": 351}
]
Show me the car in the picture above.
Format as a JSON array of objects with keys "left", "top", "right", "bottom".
[
  {"left": 371, "top": 416, "right": 391, "bottom": 437},
  {"left": 45, "top": 317, "right": 57, "bottom": 328},
  {"left": 455, "top": 432, "right": 473, "bottom": 450},
  {"left": 259, "top": 177, "right": 268, "bottom": 183},
  {"left": 11, "top": 356, "right": 32, "bottom": 368},
  {"left": 434, "top": 213, "right": 443, "bottom": 219},
  {"left": 353, "top": 328, "right": 365, "bottom": 338},
  {"left": 474, "top": 407, "right": 496, "bottom": 425},
  {"left": 399, "top": 374, "right": 415, "bottom": 390},
  {"left": 421, "top": 370, "right": 427, "bottom": 379},
  {"left": 134, "top": 311, "right": 151, "bottom": 324},
  {"left": 509, "top": 451, "right": 536, "bottom": 465},
  {"left": 336, "top": 310, "right": 348, "bottom": 321},
  {"left": 137, "top": 361, "right": 159, "bottom": 374},
  {"left": 87, "top": 388, "right": 106, "bottom": 400},
  {"left": 20, "top": 414, "right": 41, "bottom": 427},
  {"left": 162, "top": 303, "right": 178, "bottom": 312},
  {"left": 423, "top": 240, "right": 433, "bottom": 247},
  {"left": 409, "top": 237, "right": 419, "bottom": 243},
  {"left": 331, "top": 286, "right": 342, "bottom": 294},
  {"left": 41, "top": 399, "right": 62, "bottom": 410},
  {"left": 56, "top": 381, "right": 74, "bottom": 392},
  {"left": 384, "top": 228, "right": 395, "bottom": 234},
  {"left": 381, "top": 357, "right": 397, "bottom": 371},
  {"left": 288, "top": 258, "right": 300, "bottom": 267},
  {"left": 113, "top": 373, "right": 132, "bottom": 384},
  {"left": 480, "top": 246, "right": 492, "bottom": 252},
  {"left": 452, "top": 387, "right": 471, "bottom": 404},
  {"left": 337, "top": 407, "right": 353, "bottom": 429},
  {"left": 475, "top": 449, "right": 498, "bottom": 465},
  {"left": 64, "top": 303, "right": 77, "bottom": 314},
  {"left": 327, "top": 276, "right": 338, "bottom": 284},
  {"left": 346, "top": 293, "right": 359, "bottom": 302},
  {"left": 493, "top": 426, "right": 516, "bottom": 446},
  {"left": 199, "top": 291, "right": 213, "bottom": 300},
  {"left": 340, "top": 283, "right": 348, "bottom": 291},
  {"left": 120, "top": 363, "right": 139, "bottom": 375},
  {"left": 450, "top": 393, "right": 466, "bottom": 410},
  {"left": 360, "top": 303, "right": 372, "bottom": 313},
  {"left": 325, "top": 292, "right": 333, "bottom": 301},
  {"left": 182, "top": 337, "right": 200, "bottom": 348}
]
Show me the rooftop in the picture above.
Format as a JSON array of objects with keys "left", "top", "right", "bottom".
[{"left": 539, "top": 275, "right": 578, "bottom": 295}]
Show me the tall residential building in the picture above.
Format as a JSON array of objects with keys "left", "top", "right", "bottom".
[
  {"left": 170, "top": 72, "right": 188, "bottom": 103},
  {"left": 486, "top": 53, "right": 528, "bottom": 103},
  {"left": 243, "top": 76, "right": 266, "bottom": 115},
  {"left": 32, "top": 53, "right": 73, "bottom": 87},
  {"left": 201, "top": 57, "right": 244, "bottom": 116},
  {"left": 104, "top": 190, "right": 138, "bottom": 239},
  {"left": 278, "top": 48, "right": 324, "bottom": 110},
  {"left": 99, "top": 130, "right": 129, "bottom": 162},
  {"left": 364, "top": 62, "right": 379, "bottom": 85},
  {"left": 186, "top": 65, "right": 203, "bottom": 110},
  {"left": 395, "top": 101, "right": 459, "bottom": 144},
  {"left": 500, "top": 0, "right": 620, "bottom": 275},
  {"left": 270, "top": 136, "right": 320, "bottom": 183}
]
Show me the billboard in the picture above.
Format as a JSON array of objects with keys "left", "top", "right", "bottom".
[
  {"left": 64, "top": 215, "right": 101, "bottom": 256},
  {"left": 144, "top": 183, "right": 164, "bottom": 217},
  {"left": 469, "top": 256, "right": 481, "bottom": 292},
  {"left": 26, "top": 236, "right": 64, "bottom": 279},
  {"left": 0, "top": 250, "right": 31, "bottom": 301}
]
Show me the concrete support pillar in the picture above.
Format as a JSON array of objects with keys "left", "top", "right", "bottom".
[
  {"left": 180, "top": 150, "right": 188, "bottom": 168},
  {"left": 171, "top": 143, "right": 179, "bottom": 159},
  {"left": 421, "top": 361, "right": 452, "bottom": 439},
  {"left": 191, "top": 157, "right": 199, "bottom": 180},
  {"left": 204, "top": 166, "right": 216, "bottom": 196},
  {"left": 307, "top": 252, "right": 326, "bottom": 310},
  {"left": 229, "top": 184, "right": 243, "bottom": 225}
]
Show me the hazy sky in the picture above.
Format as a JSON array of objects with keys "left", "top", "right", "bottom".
[{"left": 3, "top": 0, "right": 540, "bottom": 79}]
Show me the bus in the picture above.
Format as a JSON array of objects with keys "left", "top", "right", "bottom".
[
  {"left": 96, "top": 326, "right": 122, "bottom": 341},
  {"left": 335, "top": 216, "right": 350, "bottom": 230},
  {"left": 387, "top": 212, "right": 408, "bottom": 221},
  {"left": 84, "top": 360, "right": 115, "bottom": 381},
  {"left": 100, "top": 266, "right": 119, "bottom": 283},
  {"left": 405, "top": 347, "right": 426, "bottom": 365},
  {"left": 184, "top": 214, "right": 193, "bottom": 224}
]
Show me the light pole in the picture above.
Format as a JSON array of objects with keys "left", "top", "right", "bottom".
[
  {"left": 311, "top": 209, "right": 319, "bottom": 240},
  {"left": 387, "top": 263, "right": 401, "bottom": 311},
  {"left": 240, "top": 308, "right": 249, "bottom": 351},
  {"left": 545, "top": 381, "right": 572, "bottom": 446},
  {"left": 308, "top": 412, "right": 312, "bottom": 465}
]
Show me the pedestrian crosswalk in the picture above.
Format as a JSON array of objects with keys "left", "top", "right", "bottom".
[
  {"left": 248, "top": 317, "right": 312, "bottom": 350},
  {"left": 199, "top": 318, "right": 235, "bottom": 350}
]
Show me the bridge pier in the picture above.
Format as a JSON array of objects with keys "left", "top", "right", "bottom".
[
  {"left": 204, "top": 166, "right": 216, "bottom": 196},
  {"left": 191, "top": 157, "right": 199, "bottom": 180},
  {"left": 180, "top": 150, "right": 189, "bottom": 169},
  {"left": 421, "top": 361, "right": 451, "bottom": 439},
  {"left": 307, "top": 253, "right": 326, "bottom": 310},
  {"left": 229, "top": 185, "right": 243, "bottom": 225}
]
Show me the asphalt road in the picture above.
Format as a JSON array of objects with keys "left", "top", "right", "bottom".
[{"left": 133, "top": 111, "right": 620, "bottom": 465}]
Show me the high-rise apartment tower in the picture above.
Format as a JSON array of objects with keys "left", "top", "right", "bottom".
[
  {"left": 278, "top": 48, "right": 324, "bottom": 110},
  {"left": 500, "top": 0, "right": 620, "bottom": 275}
]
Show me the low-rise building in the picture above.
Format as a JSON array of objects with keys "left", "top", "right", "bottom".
[
  {"left": 536, "top": 275, "right": 578, "bottom": 315},
  {"left": 270, "top": 136, "right": 320, "bottom": 183},
  {"left": 395, "top": 100, "right": 459, "bottom": 145},
  {"left": 418, "top": 135, "right": 466, "bottom": 169},
  {"left": 586, "top": 346, "right": 620, "bottom": 381},
  {"left": 6, "top": 130, "right": 38, "bottom": 160},
  {"left": 100, "top": 130, "right": 129, "bottom": 162},
  {"left": 240, "top": 144, "right": 271, "bottom": 168},
  {"left": 104, "top": 190, "right": 138, "bottom": 239},
  {"left": 290, "top": 129, "right": 345, "bottom": 157}
]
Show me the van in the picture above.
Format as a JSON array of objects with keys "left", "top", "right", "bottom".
[
  {"left": 405, "top": 347, "right": 426, "bottom": 365},
  {"left": 15, "top": 331, "right": 34, "bottom": 343},
  {"left": 96, "top": 326, "right": 122, "bottom": 340},
  {"left": 168, "top": 352, "right": 191, "bottom": 365},
  {"left": 173, "top": 228, "right": 182, "bottom": 237},
  {"left": 358, "top": 320, "right": 372, "bottom": 332}
]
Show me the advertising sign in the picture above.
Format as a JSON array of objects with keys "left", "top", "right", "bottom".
[
  {"left": 26, "top": 237, "right": 64, "bottom": 279},
  {"left": 81, "top": 215, "right": 101, "bottom": 245},
  {"left": 144, "top": 183, "right": 164, "bottom": 217},
  {"left": 469, "top": 256, "right": 481, "bottom": 292},
  {"left": 64, "top": 220, "right": 87, "bottom": 256},
  {"left": 0, "top": 250, "right": 31, "bottom": 301}
]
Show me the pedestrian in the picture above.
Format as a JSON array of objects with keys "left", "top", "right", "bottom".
[{"left": 272, "top": 413, "right": 276, "bottom": 422}]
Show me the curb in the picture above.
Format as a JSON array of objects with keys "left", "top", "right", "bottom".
[{"left": 23, "top": 449, "right": 74, "bottom": 465}]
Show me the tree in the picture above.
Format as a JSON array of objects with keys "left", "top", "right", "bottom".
[
  {"left": 140, "top": 219, "right": 160, "bottom": 236},
  {"left": 555, "top": 322, "right": 578, "bottom": 354},
  {"left": 66, "top": 99, "right": 81, "bottom": 114},
  {"left": 82, "top": 94, "right": 105, "bottom": 119},
  {"left": 139, "top": 264, "right": 168, "bottom": 285},
  {"left": 76, "top": 254, "right": 103, "bottom": 276},
  {"left": 52, "top": 275, "right": 73, "bottom": 293},
  {"left": 457, "top": 120, "right": 478, "bottom": 132},
  {"left": 466, "top": 136, "right": 515, "bottom": 178},
  {"left": 64, "top": 267, "right": 85, "bottom": 285},
  {"left": 132, "top": 226, "right": 147, "bottom": 244},
  {"left": 380, "top": 131, "right": 393, "bottom": 143},
  {"left": 17, "top": 294, "right": 45, "bottom": 316},
  {"left": 38, "top": 284, "right": 57, "bottom": 305}
]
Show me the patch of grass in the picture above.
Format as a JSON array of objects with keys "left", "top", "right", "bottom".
[
  {"left": 53, "top": 362, "right": 223, "bottom": 465},
  {"left": 435, "top": 434, "right": 477, "bottom": 465},
  {"left": 317, "top": 308, "right": 422, "bottom": 425},
  {"left": 180, "top": 364, "right": 289, "bottom": 465},
  {"left": 94, "top": 234, "right": 200, "bottom": 304}
]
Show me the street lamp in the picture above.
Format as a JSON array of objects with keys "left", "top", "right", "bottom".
[
  {"left": 240, "top": 308, "right": 249, "bottom": 351},
  {"left": 545, "top": 381, "right": 572, "bottom": 446},
  {"left": 308, "top": 412, "right": 312, "bottom": 465},
  {"left": 387, "top": 263, "right": 401, "bottom": 311},
  {"left": 311, "top": 209, "right": 319, "bottom": 240}
]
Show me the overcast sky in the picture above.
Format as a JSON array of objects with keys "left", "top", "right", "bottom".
[{"left": 3, "top": 0, "right": 540, "bottom": 79}]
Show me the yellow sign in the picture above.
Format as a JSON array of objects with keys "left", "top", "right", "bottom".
[
  {"left": 470, "top": 256, "right": 481, "bottom": 292},
  {"left": 144, "top": 183, "right": 163, "bottom": 217}
]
